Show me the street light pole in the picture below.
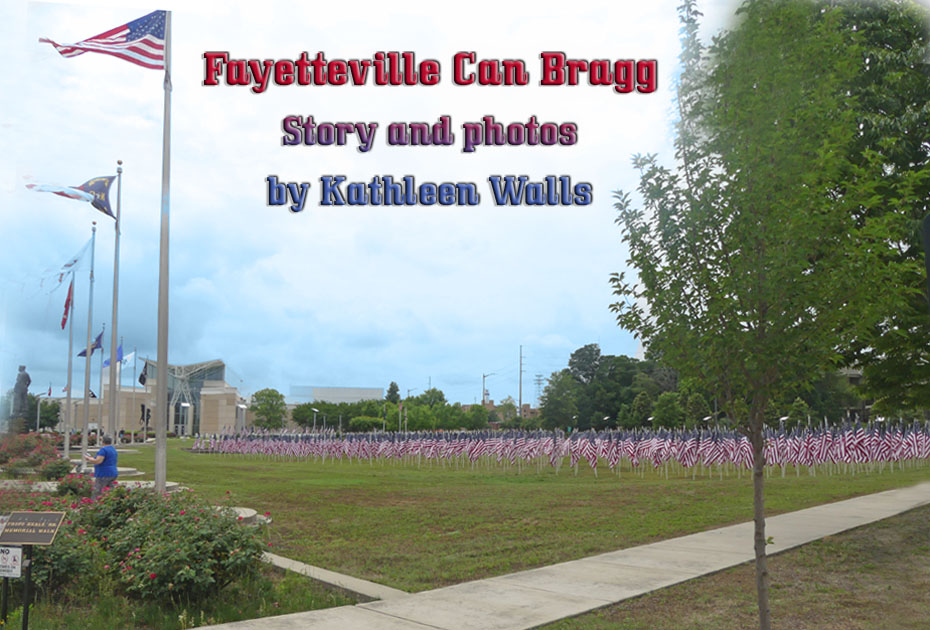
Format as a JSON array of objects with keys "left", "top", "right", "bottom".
[
  {"left": 35, "top": 391, "right": 48, "bottom": 432},
  {"left": 482, "top": 373, "right": 495, "bottom": 405}
]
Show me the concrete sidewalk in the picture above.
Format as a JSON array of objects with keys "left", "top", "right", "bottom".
[{"left": 202, "top": 482, "right": 930, "bottom": 630}]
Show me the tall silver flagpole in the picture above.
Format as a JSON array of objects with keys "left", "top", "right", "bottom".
[
  {"left": 107, "top": 162, "right": 122, "bottom": 439},
  {"left": 64, "top": 268, "right": 75, "bottom": 460},
  {"left": 131, "top": 346, "right": 137, "bottom": 442},
  {"left": 155, "top": 12, "right": 172, "bottom": 492},
  {"left": 80, "top": 223, "right": 97, "bottom": 469},
  {"left": 97, "top": 323, "right": 105, "bottom": 429}
]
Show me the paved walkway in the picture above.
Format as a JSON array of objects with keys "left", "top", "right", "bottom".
[{"left": 203, "top": 482, "right": 930, "bottom": 630}]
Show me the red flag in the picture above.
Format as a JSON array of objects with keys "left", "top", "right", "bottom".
[{"left": 61, "top": 278, "right": 74, "bottom": 330}]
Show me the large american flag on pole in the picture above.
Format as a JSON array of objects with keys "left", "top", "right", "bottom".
[{"left": 39, "top": 10, "right": 166, "bottom": 70}]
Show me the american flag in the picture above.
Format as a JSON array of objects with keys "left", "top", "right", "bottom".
[{"left": 40, "top": 10, "right": 166, "bottom": 70}]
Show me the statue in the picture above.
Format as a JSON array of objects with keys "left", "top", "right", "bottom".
[{"left": 12, "top": 365, "right": 30, "bottom": 419}]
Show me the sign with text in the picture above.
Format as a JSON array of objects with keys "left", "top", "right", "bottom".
[
  {"left": 0, "top": 546, "right": 22, "bottom": 578},
  {"left": 0, "top": 512, "right": 65, "bottom": 546}
]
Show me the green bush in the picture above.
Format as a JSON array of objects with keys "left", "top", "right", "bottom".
[
  {"left": 5, "top": 459, "right": 33, "bottom": 479},
  {"left": 39, "top": 457, "right": 73, "bottom": 481},
  {"left": 110, "top": 493, "right": 263, "bottom": 603},
  {"left": 348, "top": 416, "right": 383, "bottom": 432},
  {"left": 0, "top": 433, "right": 58, "bottom": 467},
  {"left": 31, "top": 486, "right": 265, "bottom": 605},
  {"left": 32, "top": 521, "right": 108, "bottom": 595},
  {"left": 56, "top": 473, "right": 93, "bottom": 497}
]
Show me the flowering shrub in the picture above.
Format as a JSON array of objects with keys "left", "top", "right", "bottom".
[
  {"left": 56, "top": 473, "right": 93, "bottom": 497},
  {"left": 39, "top": 458, "right": 73, "bottom": 481},
  {"left": 0, "top": 433, "right": 58, "bottom": 466},
  {"left": 30, "top": 486, "right": 265, "bottom": 604},
  {"left": 0, "top": 433, "right": 66, "bottom": 482},
  {"left": 109, "top": 491, "right": 263, "bottom": 602}
]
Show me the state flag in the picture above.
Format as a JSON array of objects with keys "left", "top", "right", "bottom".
[
  {"left": 78, "top": 330, "right": 104, "bottom": 357},
  {"left": 27, "top": 177, "right": 116, "bottom": 219}
]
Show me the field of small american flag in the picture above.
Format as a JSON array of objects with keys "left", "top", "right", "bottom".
[{"left": 121, "top": 434, "right": 930, "bottom": 592}]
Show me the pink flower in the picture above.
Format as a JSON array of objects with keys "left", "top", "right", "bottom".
[
  {"left": 179, "top": 510, "right": 185, "bottom": 515},
  {"left": 264, "top": 512, "right": 271, "bottom": 517},
  {"left": 149, "top": 573, "right": 156, "bottom": 579}
]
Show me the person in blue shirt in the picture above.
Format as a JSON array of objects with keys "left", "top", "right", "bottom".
[{"left": 84, "top": 435, "right": 118, "bottom": 498}]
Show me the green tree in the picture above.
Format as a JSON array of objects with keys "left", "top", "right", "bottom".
[
  {"left": 539, "top": 370, "right": 579, "bottom": 430},
  {"left": 611, "top": 3, "right": 896, "bottom": 627},
  {"left": 497, "top": 396, "right": 518, "bottom": 425},
  {"left": 290, "top": 403, "right": 317, "bottom": 429},
  {"left": 652, "top": 392, "right": 684, "bottom": 429},
  {"left": 347, "top": 416, "right": 383, "bottom": 432},
  {"left": 249, "top": 388, "right": 287, "bottom": 429},
  {"left": 630, "top": 391, "right": 653, "bottom": 427},
  {"left": 414, "top": 387, "right": 447, "bottom": 408},
  {"left": 786, "top": 397, "right": 811, "bottom": 431},
  {"left": 25, "top": 395, "right": 61, "bottom": 431},
  {"left": 683, "top": 392, "right": 712, "bottom": 428},
  {"left": 830, "top": 1, "right": 930, "bottom": 413},
  {"left": 385, "top": 381, "right": 400, "bottom": 404},
  {"left": 464, "top": 404, "right": 489, "bottom": 430},
  {"left": 568, "top": 344, "right": 601, "bottom": 385}
]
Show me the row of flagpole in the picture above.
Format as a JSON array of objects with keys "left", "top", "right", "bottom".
[{"left": 33, "top": 10, "right": 171, "bottom": 491}]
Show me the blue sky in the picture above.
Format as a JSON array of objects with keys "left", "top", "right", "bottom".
[{"left": 0, "top": 0, "right": 737, "bottom": 406}]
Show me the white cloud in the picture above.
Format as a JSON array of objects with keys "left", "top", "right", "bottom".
[{"left": 1, "top": 0, "right": 740, "bottom": 404}]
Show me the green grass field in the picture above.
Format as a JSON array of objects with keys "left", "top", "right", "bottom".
[
  {"left": 118, "top": 440, "right": 930, "bottom": 593},
  {"left": 542, "top": 503, "right": 930, "bottom": 629}
]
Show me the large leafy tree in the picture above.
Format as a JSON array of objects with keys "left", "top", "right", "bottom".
[
  {"left": 26, "top": 395, "right": 61, "bottom": 431},
  {"left": 834, "top": 0, "right": 930, "bottom": 413},
  {"left": 249, "top": 388, "right": 288, "bottom": 429},
  {"left": 539, "top": 370, "right": 580, "bottom": 429},
  {"left": 568, "top": 344, "right": 601, "bottom": 385},
  {"left": 611, "top": 1, "right": 899, "bottom": 627}
]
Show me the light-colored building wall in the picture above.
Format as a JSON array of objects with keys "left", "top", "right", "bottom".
[{"left": 64, "top": 377, "right": 249, "bottom": 437}]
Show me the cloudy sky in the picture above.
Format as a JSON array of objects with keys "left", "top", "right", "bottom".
[{"left": 1, "top": 0, "right": 737, "bottom": 406}]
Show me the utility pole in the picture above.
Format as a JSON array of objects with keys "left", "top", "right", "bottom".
[
  {"left": 518, "top": 346, "right": 524, "bottom": 418},
  {"left": 535, "top": 373, "right": 545, "bottom": 404},
  {"left": 482, "top": 373, "right": 495, "bottom": 405}
]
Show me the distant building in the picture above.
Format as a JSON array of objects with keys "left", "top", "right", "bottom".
[
  {"left": 68, "top": 359, "right": 249, "bottom": 437},
  {"left": 289, "top": 386, "right": 383, "bottom": 404}
]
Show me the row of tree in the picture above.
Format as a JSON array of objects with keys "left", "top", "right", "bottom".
[
  {"left": 538, "top": 345, "right": 864, "bottom": 431},
  {"left": 247, "top": 384, "right": 498, "bottom": 432}
]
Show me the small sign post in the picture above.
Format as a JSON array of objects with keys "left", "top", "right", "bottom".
[
  {"left": 0, "top": 544, "right": 22, "bottom": 618},
  {"left": 0, "top": 512, "right": 66, "bottom": 630}
]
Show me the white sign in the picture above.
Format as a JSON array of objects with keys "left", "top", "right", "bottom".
[{"left": 0, "top": 546, "right": 22, "bottom": 578}]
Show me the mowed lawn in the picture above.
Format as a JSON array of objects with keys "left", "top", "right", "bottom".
[
  {"left": 119, "top": 441, "right": 930, "bottom": 592},
  {"left": 543, "top": 502, "right": 930, "bottom": 630}
]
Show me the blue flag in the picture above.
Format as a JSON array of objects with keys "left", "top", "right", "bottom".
[
  {"left": 103, "top": 344, "right": 123, "bottom": 367},
  {"left": 78, "top": 330, "right": 103, "bottom": 357},
  {"left": 79, "top": 176, "right": 116, "bottom": 219}
]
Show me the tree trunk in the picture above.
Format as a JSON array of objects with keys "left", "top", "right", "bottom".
[{"left": 751, "top": 415, "right": 771, "bottom": 630}]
